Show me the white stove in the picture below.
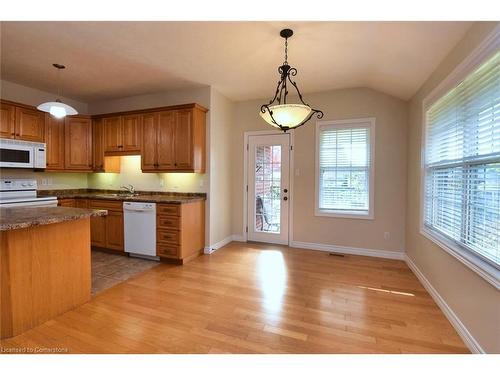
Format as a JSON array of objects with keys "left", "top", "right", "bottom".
[{"left": 0, "top": 179, "right": 58, "bottom": 208}]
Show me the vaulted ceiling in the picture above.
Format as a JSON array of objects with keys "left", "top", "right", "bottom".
[{"left": 0, "top": 21, "right": 472, "bottom": 103}]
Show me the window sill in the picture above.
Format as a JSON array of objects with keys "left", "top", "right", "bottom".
[
  {"left": 315, "top": 209, "right": 374, "bottom": 220},
  {"left": 420, "top": 227, "right": 500, "bottom": 290}
]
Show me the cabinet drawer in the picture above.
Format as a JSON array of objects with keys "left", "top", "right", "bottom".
[
  {"left": 75, "top": 199, "right": 89, "bottom": 208},
  {"left": 89, "top": 199, "right": 123, "bottom": 211},
  {"left": 157, "top": 215, "right": 180, "bottom": 229},
  {"left": 157, "top": 204, "right": 180, "bottom": 216},
  {"left": 157, "top": 243, "right": 179, "bottom": 258},
  {"left": 58, "top": 199, "right": 76, "bottom": 207},
  {"left": 157, "top": 229, "right": 179, "bottom": 244}
]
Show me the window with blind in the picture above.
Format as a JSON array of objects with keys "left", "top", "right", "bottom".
[
  {"left": 423, "top": 51, "right": 499, "bottom": 272},
  {"left": 315, "top": 118, "right": 375, "bottom": 219}
]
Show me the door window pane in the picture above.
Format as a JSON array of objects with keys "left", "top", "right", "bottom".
[{"left": 255, "top": 145, "right": 281, "bottom": 233}]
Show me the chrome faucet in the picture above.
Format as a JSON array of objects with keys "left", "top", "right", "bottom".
[{"left": 120, "top": 184, "right": 135, "bottom": 194}]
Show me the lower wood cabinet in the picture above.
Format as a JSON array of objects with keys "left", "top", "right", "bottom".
[
  {"left": 89, "top": 200, "right": 124, "bottom": 252},
  {"left": 105, "top": 211, "right": 124, "bottom": 251},
  {"left": 156, "top": 201, "right": 205, "bottom": 264},
  {"left": 58, "top": 198, "right": 76, "bottom": 207},
  {"left": 56, "top": 197, "right": 204, "bottom": 262}
]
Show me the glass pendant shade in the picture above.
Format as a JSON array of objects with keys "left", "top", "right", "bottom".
[
  {"left": 37, "top": 101, "right": 78, "bottom": 119},
  {"left": 260, "top": 104, "right": 312, "bottom": 129}
]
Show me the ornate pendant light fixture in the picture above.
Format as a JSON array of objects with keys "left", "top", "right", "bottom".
[
  {"left": 260, "top": 29, "right": 323, "bottom": 132},
  {"left": 37, "top": 64, "right": 78, "bottom": 119}
]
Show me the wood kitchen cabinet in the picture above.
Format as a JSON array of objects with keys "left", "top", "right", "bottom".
[
  {"left": 141, "top": 112, "right": 158, "bottom": 170},
  {"left": 14, "top": 107, "right": 45, "bottom": 142},
  {"left": 90, "top": 215, "right": 106, "bottom": 247},
  {"left": 0, "top": 100, "right": 44, "bottom": 142},
  {"left": 122, "top": 114, "right": 141, "bottom": 152},
  {"left": 105, "top": 211, "right": 124, "bottom": 250},
  {"left": 102, "top": 114, "right": 141, "bottom": 154},
  {"left": 58, "top": 198, "right": 76, "bottom": 207},
  {"left": 103, "top": 116, "right": 122, "bottom": 153},
  {"left": 92, "top": 118, "right": 105, "bottom": 171},
  {"left": 0, "top": 102, "right": 16, "bottom": 138},
  {"left": 141, "top": 105, "right": 206, "bottom": 173},
  {"left": 65, "top": 116, "right": 93, "bottom": 171},
  {"left": 89, "top": 200, "right": 124, "bottom": 252},
  {"left": 156, "top": 201, "right": 205, "bottom": 264},
  {"left": 45, "top": 114, "right": 65, "bottom": 170}
]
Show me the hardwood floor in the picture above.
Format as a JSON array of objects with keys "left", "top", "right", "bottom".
[{"left": 0, "top": 242, "right": 469, "bottom": 354}]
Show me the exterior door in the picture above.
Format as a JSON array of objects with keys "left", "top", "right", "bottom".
[{"left": 247, "top": 134, "right": 290, "bottom": 245}]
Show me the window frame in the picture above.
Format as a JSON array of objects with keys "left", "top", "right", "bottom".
[
  {"left": 420, "top": 27, "right": 500, "bottom": 289},
  {"left": 315, "top": 117, "right": 376, "bottom": 220}
]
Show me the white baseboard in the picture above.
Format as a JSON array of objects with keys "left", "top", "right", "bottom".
[
  {"left": 290, "top": 240, "right": 405, "bottom": 260},
  {"left": 405, "top": 255, "right": 484, "bottom": 354},
  {"left": 231, "top": 234, "right": 246, "bottom": 242},
  {"left": 204, "top": 235, "right": 242, "bottom": 254}
]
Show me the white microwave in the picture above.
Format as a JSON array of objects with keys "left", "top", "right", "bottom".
[{"left": 0, "top": 138, "right": 46, "bottom": 169}]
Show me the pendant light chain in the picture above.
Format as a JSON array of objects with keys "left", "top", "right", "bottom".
[{"left": 284, "top": 37, "right": 288, "bottom": 65}]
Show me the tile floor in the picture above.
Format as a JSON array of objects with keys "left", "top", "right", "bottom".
[{"left": 91, "top": 250, "right": 159, "bottom": 295}]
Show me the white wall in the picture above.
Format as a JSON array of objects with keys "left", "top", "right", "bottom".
[
  {"left": 87, "top": 86, "right": 210, "bottom": 115},
  {"left": 0, "top": 169, "right": 88, "bottom": 190},
  {"left": 87, "top": 155, "right": 206, "bottom": 193},
  {"left": 208, "top": 88, "right": 234, "bottom": 246},
  {"left": 406, "top": 21, "right": 499, "bottom": 353},
  {"left": 231, "top": 88, "right": 408, "bottom": 254}
]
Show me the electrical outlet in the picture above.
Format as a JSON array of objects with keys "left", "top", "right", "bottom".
[
  {"left": 47, "top": 178, "right": 53, "bottom": 186},
  {"left": 295, "top": 168, "right": 300, "bottom": 176},
  {"left": 159, "top": 179, "right": 164, "bottom": 187},
  {"left": 384, "top": 232, "right": 390, "bottom": 240},
  {"left": 41, "top": 178, "right": 48, "bottom": 186}
]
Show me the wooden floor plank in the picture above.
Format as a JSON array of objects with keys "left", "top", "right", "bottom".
[{"left": 0, "top": 242, "right": 469, "bottom": 353}]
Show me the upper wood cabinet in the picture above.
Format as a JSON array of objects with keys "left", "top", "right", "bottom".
[
  {"left": 102, "top": 115, "right": 141, "bottom": 154},
  {"left": 141, "top": 106, "right": 206, "bottom": 173},
  {"left": 141, "top": 112, "right": 158, "bottom": 170},
  {"left": 0, "top": 101, "right": 45, "bottom": 142},
  {"left": 122, "top": 114, "right": 141, "bottom": 151},
  {"left": 103, "top": 116, "right": 122, "bottom": 153},
  {"left": 45, "top": 114, "right": 65, "bottom": 170},
  {"left": 0, "top": 102, "right": 16, "bottom": 138},
  {"left": 64, "top": 116, "right": 93, "bottom": 171},
  {"left": 157, "top": 111, "right": 176, "bottom": 169},
  {"left": 15, "top": 107, "right": 45, "bottom": 142},
  {"left": 92, "top": 118, "right": 105, "bottom": 171}
]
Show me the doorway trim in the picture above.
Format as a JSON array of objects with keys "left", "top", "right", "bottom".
[{"left": 242, "top": 129, "right": 295, "bottom": 244}]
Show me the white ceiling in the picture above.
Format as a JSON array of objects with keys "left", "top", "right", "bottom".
[{"left": 0, "top": 21, "right": 472, "bottom": 103}]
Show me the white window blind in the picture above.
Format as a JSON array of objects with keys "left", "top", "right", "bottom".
[
  {"left": 424, "top": 51, "right": 500, "bottom": 269},
  {"left": 317, "top": 120, "right": 374, "bottom": 217}
]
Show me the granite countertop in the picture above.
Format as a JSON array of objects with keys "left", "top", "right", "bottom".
[
  {"left": 38, "top": 189, "right": 206, "bottom": 204},
  {"left": 0, "top": 207, "right": 108, "bottom": 231}
]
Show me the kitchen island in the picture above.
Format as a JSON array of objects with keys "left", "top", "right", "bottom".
[{"left": 0, "top": 206, "right": 107, "bottom": 339}]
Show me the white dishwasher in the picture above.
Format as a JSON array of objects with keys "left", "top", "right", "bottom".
[{"left": 123, "top": 201, "right": 157, "bottom": 259}]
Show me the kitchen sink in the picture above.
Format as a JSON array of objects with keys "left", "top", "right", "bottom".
[{"left": 93, "top": 193, "right": 140, "bottom": 198}]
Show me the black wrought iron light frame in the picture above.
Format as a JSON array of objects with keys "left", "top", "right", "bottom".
[{"left": 260, "top": 28, "right": 324, "bottom": 132}]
